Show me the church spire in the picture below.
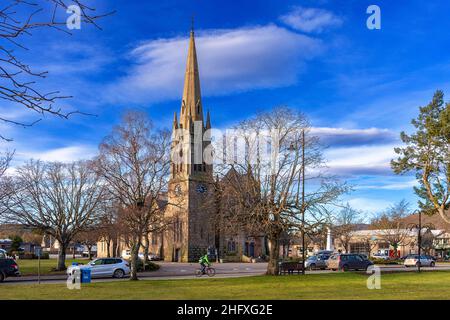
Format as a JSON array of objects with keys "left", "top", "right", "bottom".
[
  {"left": 172, "top": 111, "right": 178, "bottom": 129},
  {"left": 180, "top": 26, "right": 203, "bottom": 127}
]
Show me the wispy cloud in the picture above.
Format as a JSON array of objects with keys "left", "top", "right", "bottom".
[
  {"left": 311, "top": 127, "right": 397, "bottom": 147},
  {"left": 347, "top": 197, "right": 392, "bottom": 216},
  {"left": 104, "top": 25, "right": 323, "bottom": 104},
  {"left": 355, "top": 179, "right": 417, "bottom": 191},
  {"left": 18, "top": 145, "right": 97, "bottom": 163},
  {"left": 324, "top": 144, "right": 398, "bottom": 176},
  {"left": 279, "top": 6, "right": 343, "bottom": 33}
]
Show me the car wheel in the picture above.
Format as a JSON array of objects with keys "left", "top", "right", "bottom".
[
  {"left": 430, "top": 261, "right": 435, "bottom": 267},
  {"left": 113, "top": 269, "right": 125, "bottom": 278},
  {"left": 0, "top": 272, "right": 5, "bottom": 282},
  {"left": 309, "top": 264, "right": 315, "bottom": 271}
]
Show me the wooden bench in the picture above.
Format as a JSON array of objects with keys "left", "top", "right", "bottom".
[{"left": 279, "top": 261, "right": 304, "bottom": 275}]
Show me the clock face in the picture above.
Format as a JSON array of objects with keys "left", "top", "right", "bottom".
[
  {"left": 196, "top": 183, "right": 207, "bottom": 194},
  {"left": 174, "top": 184, "right": 182, "bottom": 196}
]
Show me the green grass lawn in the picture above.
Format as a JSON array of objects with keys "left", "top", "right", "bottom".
[
  {"left": 1, "top": 271, "right": 450, "bottom": 300},
  {"left": 16, "top": 258, "right": 90, "bottom": 276}
]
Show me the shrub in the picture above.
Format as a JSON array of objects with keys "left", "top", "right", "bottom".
[
  {"left": 128, "top": 259, "right": 160, "bottom": 272},
  {"left": 370, "top": 258, "right": 400, "bottom": 265}
]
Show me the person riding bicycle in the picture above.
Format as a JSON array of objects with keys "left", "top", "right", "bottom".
[{"left": 199, "top": 253, "right": 211, "bottom": 274}]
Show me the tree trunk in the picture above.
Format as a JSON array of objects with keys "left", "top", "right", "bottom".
[
  {"left": 266, "top": 236, "right": 280, "bottom": 275},
  {"left": 106, "top": 238, "right": 111, "bottom": 258},
  {"left": 87, "top": 245, "right": 92, "bottom": 260},
  {"left": 130, "top": 241, "right": 141, "bottom": 281},
  {"left": 112, "top": 237, "right": 118, "bottom": 258},
  {"left": 143, "top": 234, "right": 150, "bottom": 271},
  {"left": 56, "top": 244, "right": 67, "bottom": 271}
]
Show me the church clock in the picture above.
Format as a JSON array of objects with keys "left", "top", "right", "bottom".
[
  {"left": 174, "top": 184, "right": 182, "bottom": 196},
  {"left": 196, "top": 183, "right": 207, "bottom": 194}
]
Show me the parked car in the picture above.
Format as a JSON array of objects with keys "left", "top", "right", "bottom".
[
  {"left": 121, "top": 249, "right": 160, "bottom": 261},
  {"left": 305, "top": 255, "right": 329, "bottom": 270},
  {"left": 371, "top": 253, "right": 390, "bottom": 260},
  {"left": 424, "top": 255, "right": 437, "bottom": 262},
  {"left": 0, "top": 258, "right": 20, "bottom": 282},
  {"left": 327, "top": 253, "right": 373, "bottom": 271},
  {"left": 316, "top": 250, "right": 334, "bottom": 256},
  {"left": 67, "top": 258, "right": 130, "bottom": 279},
  {"left": 404, "top": 255, "right": 435, "bottom": 267}
]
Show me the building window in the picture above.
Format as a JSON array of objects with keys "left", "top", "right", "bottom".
[
  {"left": 378, "top": 242, "right": 389, "bottom": 249},
  {"left": 227, "top": 240, "right": 236, "bottom": 253},
  {"left": 349, "top": 242, "right": 368, "bottom": 254},
  {"left": 173, "top": 219, "right": 183, "bottom": 242}
]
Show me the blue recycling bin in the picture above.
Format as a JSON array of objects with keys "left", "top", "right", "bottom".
[{"left": 81, "top": 268, "right": 91, "bottom": 283}]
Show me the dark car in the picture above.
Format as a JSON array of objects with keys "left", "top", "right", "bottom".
[
  {"left": 0, "top": 258, "right": 20, "bottom": 282},
  {"left": 327, "top": 253, "right": 373, "bottom": 271}
]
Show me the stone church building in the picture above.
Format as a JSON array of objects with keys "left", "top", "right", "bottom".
[{"left": 97, "top": 28, "right": 266, "bottom": 262}]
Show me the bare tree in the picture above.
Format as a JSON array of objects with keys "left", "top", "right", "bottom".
[
  {"left": 97, "top": 202, "right": 122, "bottom": 258},
  {"left": 333, "top": 204, "right": 363, "bottom": 253},
  {"left": 0, "top": 0, "right": 113, "bottom": 140},
  {"left": 0, "top": 150, "right": 13, "bottom": 214},
  {"left": 95, "top": 112, "right": 173, "bottom": 280},
  {"left": 215, "top": 107, "right": 347, "bottom": 275},
  {"left": 371, "top": 200, "right": 412, "bottom": 258},
  {"left": 0, "top": 160, "right": 106, "bottom": 270},
  {"left": 0, "top": 150, "right": 13, "bottom": 177},
  {"left": 74, "top": 227, "right": 102, "bottom": 260}
]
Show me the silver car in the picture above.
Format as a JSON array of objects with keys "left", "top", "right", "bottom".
[
  {"left": 67, "top": 258, "right": 130, "bottom": 279},
  {"left": 404, "top": 255, "right": 435, "bottom": 267},
  {"left": 305, "top": 255, "right": 329, "bottom": 270}
]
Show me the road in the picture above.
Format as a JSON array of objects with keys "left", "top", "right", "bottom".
[{"left": 2, "top": 262, "right": 450, "bottom": 285}]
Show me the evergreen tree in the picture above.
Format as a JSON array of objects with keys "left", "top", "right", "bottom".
[{"left": 391, "top": 90, "right": 450, "bottom": 224}]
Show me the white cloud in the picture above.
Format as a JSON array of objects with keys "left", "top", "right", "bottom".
[
  {"left": 19, "top": 145, "right": 97, "bottom": 162},
  {"left": 279, "top": 6, "right": 343, "bottom": 33},
  {"left": 311, "top": 127, "right": 396, "bottom": 147},
  {"left": 324, "top": 144, "right": 398, "bottom": 176},
  {"left": 356, "top": 179, "right": 417, "bottom": 191},
  {"left": 104, "top": 25, "right": 323, "bottom": 104},
  {"left": 347, "top": 197, "right": 392, "bottom": 215}
]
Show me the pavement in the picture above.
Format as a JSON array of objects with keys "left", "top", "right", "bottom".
[{"left": 2, "top": 262, "right": 450, "bottom": 285}]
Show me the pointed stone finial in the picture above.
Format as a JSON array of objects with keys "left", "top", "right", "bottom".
[
  {"left": 173, "top": 111, "right": 178, "bottom": 129},
  {"left": 206, "top": 109, "right": 211, "bottom": 129}
]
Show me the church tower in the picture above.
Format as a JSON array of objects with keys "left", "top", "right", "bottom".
[{"left": 164, "top": 27, "right": 215, "bottom": 262}]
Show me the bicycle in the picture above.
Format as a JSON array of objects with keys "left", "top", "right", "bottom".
[{"left": 195, "top": 266, "right": 216, "bottom": 277}]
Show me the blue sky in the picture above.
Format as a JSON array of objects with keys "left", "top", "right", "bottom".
[{"left": 1, "top": 0, "right": 450, "bottom": 218}]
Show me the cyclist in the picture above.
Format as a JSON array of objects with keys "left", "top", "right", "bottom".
[{"left": 198, "top": 253, "right": 211, "bottom": 274}]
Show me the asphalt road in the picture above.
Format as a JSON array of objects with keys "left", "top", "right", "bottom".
[{"left": 2, "top": 262, "right": 450, "bottom": 285}]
